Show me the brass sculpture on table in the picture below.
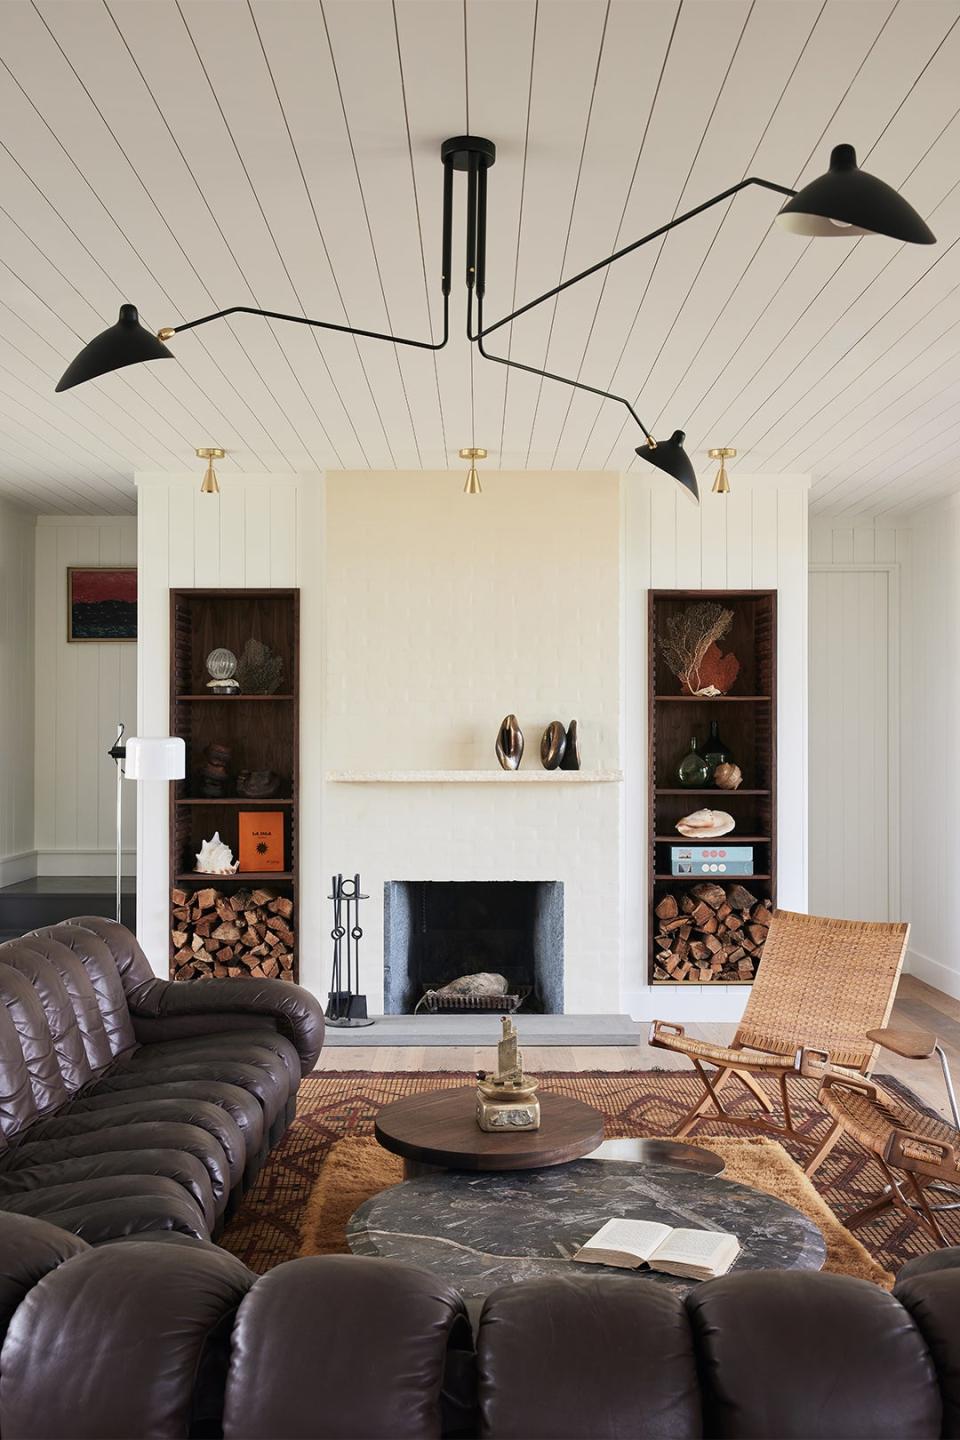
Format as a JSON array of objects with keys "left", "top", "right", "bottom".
[{"left": 476, "top": 1016, "right": 541, "bottom": 1132}]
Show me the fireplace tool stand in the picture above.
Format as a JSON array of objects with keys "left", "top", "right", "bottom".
[{"left": 327, "top": 873, "right": 375, "bottom": 1028}]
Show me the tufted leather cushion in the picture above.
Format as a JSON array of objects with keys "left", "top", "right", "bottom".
[
  {"left": 478, "top": 1275, "right": 700, "bottom": 1440},
  {"left": 222, "top": 1256, "right": 471, "bottom": 1440},
  {"left": 0, "top": 1238, "right": 254, "bottom": 1438},
  {"left": 685, "top": 1270, "right": 941, "bottom": 1439}
]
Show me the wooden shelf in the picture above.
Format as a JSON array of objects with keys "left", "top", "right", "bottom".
[
  {"left": 654, "top": 873, "right": 771, "bottom": 883},
  {"left": 655, "top": 695, "right": 771, "bottom": 703},
  {"left": 177, "top": 798, "right": 294, "bottom": 806},
  {"left": 656, "top": 787, "right": 770, "bottom": 796},
  {"left": 175, "top": 694, "right": 295, "bottom": 701},
  {"left": 655, "top": 836, "right": 770, "bottom": 843},
  {"left": 175, "top": 871, "right": 295, "bottom": 883}
]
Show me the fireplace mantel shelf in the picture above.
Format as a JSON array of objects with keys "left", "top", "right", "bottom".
[{"left": 326, "top": 769, "right": 623, "bottom": 784}]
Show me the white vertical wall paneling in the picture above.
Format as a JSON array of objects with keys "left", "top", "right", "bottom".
[
  {"left": 0, "top": 499, "right": 35, "bottom": 883},
  {"left": 807, "top": 517, "right": 908, "bottom": 932},
  {"left": 136, "top": 475, "right": 304, "bottom": 974},
  {"left": 623, "top": 471, "right": 809, "bottom": 1023},
  {"left": 34, "top": 517, "right": 136, "bottom": 874}
]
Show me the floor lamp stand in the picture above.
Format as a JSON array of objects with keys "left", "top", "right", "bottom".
[{"left": 107, "top": 722, "right": 127, "bottom": 925}]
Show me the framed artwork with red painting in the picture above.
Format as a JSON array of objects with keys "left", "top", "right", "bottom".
[{"left": 67, "top": 567, "right": 137, "bottom": 642}]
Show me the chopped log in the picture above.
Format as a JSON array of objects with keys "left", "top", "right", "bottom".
[
  {"left": 270, "top": 897, "right": 294, "bottom": 919},
  {"left": 251, "top": 888, "right": 276, "bottom": 907},
  {"left": 726, "top": 884, "right": 758, "bottom": 913},
  {"left": 691, "top": 882, "right": 726, "bottom": 910},
  {"left": 171, "top": 887, "right": 188, "bottom": 907},
  {"left": 212, "top": 921, "right": 242, "bottom": 943},
  {"left": 690, "top": 901, "right": 713, "bottom": 927},
  {"left": 218, "top": 946, "right": 234, "bottom": 964},
  {"left": 747, "top": 923, "right": 769, "bottom": 945},
  {"left": 195, "top": 888, "right": 218, "bottom": 912},
  {"left": 262, "top": 957, "right": 280, "bottom": 979},
  {"left": 171, "top": 930, "right": 188, "bottom": 949},
  {"left": 699, "top": 915, "right": 719, "bottom": 935},
  {"left": 655, "top": 894, "right": 679, "bottom": 921},
  {"left": 750, "top": 906, "right": 772, "bottom": 929},
  {"left": 725, "top": 913, "right": 742, "bottom": 931}
]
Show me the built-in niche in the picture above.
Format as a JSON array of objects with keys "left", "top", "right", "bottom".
[{"left": 383, "top": 880, "right": 564, "bottom": 1014}]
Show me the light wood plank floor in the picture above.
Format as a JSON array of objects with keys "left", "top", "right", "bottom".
[{"left": 313, "top": 974, "right": 960, "bottom": 1120}]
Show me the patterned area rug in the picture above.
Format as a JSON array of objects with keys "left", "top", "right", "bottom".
[{"left": 220, "top": 1070, "right": 957, "bottom": 1277}]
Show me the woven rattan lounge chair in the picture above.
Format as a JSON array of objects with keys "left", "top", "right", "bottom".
[
  {"left": 649, "top": 909, "right": 909, "bottom": 1148},
  {"left": 800, "top": 1027, "right": 960, "bottom": 1245}
]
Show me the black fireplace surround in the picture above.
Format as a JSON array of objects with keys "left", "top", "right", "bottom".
[{"left": 383, "top": 881, "right": 564, "bottom": 1014}]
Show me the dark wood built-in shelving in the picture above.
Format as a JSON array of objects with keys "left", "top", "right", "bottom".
[
  {"left": 170, "top": 588, "right": 300, "bottom": 982},
  {"left": 648, "top": 589, "right": 777, "bottom": 986}
]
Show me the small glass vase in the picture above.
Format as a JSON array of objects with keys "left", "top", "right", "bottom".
[{"left": 677, "top": 737, "right": 711, "bottom": 788}]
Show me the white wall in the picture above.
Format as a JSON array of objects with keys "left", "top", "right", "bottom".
[
  {"left": 0, "top": 499, "right": 35, "bottom": 885},
  {"left": 623, "top": 474, "right": 810, "bottom": 1023},
  {"left": 34, "top": 517, "right": 137, "bottom": 876},
  {"left": 900, "top": 497, "right": 960, "bottom": 997},
  {"left": 807, "top": 521, "right": 909, "bottom": 926},
  {"left": 136, "top": 475, "right": 316, "bottom": 976}
]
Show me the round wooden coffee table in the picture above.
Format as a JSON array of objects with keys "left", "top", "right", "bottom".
[{"left": 374, "top": 1085, "right": 605, "bottom": 1176}]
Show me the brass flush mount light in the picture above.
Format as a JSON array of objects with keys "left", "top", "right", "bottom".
[
  {"left": 708, "top": 447, "right": 736, "bottom": 495},
  {"left": 459, "top": 447, "right": 487, "bottom": 494},
  {"left": 196, "top": 447, "right": 225, "bottom": 495}
]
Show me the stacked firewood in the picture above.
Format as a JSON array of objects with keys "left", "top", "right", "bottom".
[
  {"left": 653, "top": 882, "right": 773, "bottom": 983},
  {"left": 170, "top": 885, "right": 295, "bottom": 982}
]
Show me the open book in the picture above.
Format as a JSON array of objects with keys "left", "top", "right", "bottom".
[{"left": 572, "top": 1218, "right": 740, "bottom": 1280}]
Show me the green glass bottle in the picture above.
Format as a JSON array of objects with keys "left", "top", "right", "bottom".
[
  {"left": 677, "top": 736, "right": 711, "bottom": 788},
  {"left": 701, "top": 719, "right": 733, "bottom": 777}
]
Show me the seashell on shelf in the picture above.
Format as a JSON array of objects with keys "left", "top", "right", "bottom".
[
  {"left": 713, "top": 762, "right": 743, "bottom": 791},
  {"left": 194, "top": 831, "right": 239, "bottom": 875},
  {"left": 675, "top": 809, "right": 736, "bottom": 839}
]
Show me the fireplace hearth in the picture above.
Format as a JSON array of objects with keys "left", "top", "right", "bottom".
[{"left": 383, "top": 881, "right": 564, "bottom": 1014}]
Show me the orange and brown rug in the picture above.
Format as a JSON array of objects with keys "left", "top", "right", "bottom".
[{"left": 220, "top": 1070, "right": 956, "bottom": 1278}]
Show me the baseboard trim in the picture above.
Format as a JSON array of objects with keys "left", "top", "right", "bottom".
[
  {"left": 0, "top": 851, "right": 38, "bottom": 887},
  {"left": 905, "top": 947, "right": 960, "bottom": 1002},
  {"left": 36, "top": 850, "right": 136, "bottom": 878}
]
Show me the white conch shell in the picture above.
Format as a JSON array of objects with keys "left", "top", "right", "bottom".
[{"left": 194, "top": 831, "right": 239, "bottom": 875}]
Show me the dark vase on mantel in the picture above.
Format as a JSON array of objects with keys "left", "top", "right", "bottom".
[
  {"left": 701, "top": 719, "right": 733, "bottom": 776},
  {"left": 677, "top": 737, "right": 710, "bottom": 788}
]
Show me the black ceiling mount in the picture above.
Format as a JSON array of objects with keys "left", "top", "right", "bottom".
[
  {"left": 440, "top": 135, "right": 496, "bottom": 171},
  {"left": 55, "top": 131, "right": 936, "bottom": 503}
]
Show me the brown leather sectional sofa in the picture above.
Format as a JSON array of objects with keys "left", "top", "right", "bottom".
[
  {"left": 0, "top": 916, "right": 324, "bottom": 1242},
  {"left": 0, "top": 1210, "right": 957, "bottom": 1438}
]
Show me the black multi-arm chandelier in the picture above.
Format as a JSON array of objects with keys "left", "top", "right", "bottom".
[{"left": 56, "top": 137, "right": 934, "bottom": 502}]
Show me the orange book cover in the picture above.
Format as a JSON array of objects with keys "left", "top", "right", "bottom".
[{"left": 238, "top": 812, "right": 285, "bottom": 872}]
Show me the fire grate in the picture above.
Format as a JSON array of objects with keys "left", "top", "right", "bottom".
[{"left": 417, "top": 986, "right": 529, "bottom": 1015}]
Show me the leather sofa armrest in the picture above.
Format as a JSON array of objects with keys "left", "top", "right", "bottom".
[{"left": 131, "top": 977, "right": 325, "bottom": 1076}]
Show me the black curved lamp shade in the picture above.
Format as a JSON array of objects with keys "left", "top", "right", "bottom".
[
  {"left": 635, "top": 430, "right": 699, "bottom": 502},
  {"left": 777, "top": 144, "right": 935, "bottom": 244},
  {"left": 55, "top": 305, "right": 173, "bottom": 392}
]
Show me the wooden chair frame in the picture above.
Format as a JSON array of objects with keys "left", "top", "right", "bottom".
[{"left": 649, "top": 910, "right": 909, "bottom": 1148}]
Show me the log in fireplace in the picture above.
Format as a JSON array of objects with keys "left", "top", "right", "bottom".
[{"left": 383, "top": 881, "right": 564, "bottom": 1015}]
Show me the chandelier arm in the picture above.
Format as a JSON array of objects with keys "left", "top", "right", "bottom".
[
  {"left": 474, "top": 293, "right": 654, "bottom": 445},
  {"left": 163, "top": 298, "right": 449, "bottom": 352},
  {"left": 477, "top": 176, "right": 797, "bottom": 340}
]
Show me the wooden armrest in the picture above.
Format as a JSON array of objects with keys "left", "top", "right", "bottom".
[
  {"left": 795, "top": 1046, "right": 831, "bottom": 1079},
  {"left": 648, "top": 1020, "right": 685, "bottom": 1044},
  {"left": 866, "top": 1027, "right": 938, "bottom": 1061},
  {"left": 818, "top": 1070, "right": 880, "bottom": 1103}
]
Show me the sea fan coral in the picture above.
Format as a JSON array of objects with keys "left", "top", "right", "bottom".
[{"left": 659, "top": 603, "right": 735, "bottom": 694}]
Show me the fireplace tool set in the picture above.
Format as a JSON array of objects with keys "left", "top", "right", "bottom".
[{"left": 327, "top": 873, "right": 374, "bottom": 1028}]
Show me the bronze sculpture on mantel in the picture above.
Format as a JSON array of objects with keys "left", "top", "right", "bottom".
[
  {"left": 560, "top": 719, "right": 581, "bottom": 770},
  {"left": 540, "top": 721, "right": 566, "bottom": 769},
  {"left": 495, "top": 714, "right": 524, "bottom": 770},
  {"left": 476, "top": 1017, "right": 540, "bottom": 1132}
]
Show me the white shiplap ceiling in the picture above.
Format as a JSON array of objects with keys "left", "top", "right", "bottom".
[{"left": 1, "top": 0, "right": 959, "bottom": 517}]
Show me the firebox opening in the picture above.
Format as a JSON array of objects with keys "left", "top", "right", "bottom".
[{"left": 383, "top": 880, "right": 564, "bottom": 1015}]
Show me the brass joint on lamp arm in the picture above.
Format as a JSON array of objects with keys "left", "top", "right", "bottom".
[{"left": 157, "top": 327, "right": 176, "bottom": 342}]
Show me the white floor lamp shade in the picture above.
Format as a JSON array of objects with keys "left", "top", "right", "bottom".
[{"left": 124, "top": 736, "right": 186, "bottom": 780}]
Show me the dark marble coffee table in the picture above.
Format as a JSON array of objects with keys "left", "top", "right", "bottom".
[{"left": 347, "top": 1158, "right": 826, "bottom": 1300}]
